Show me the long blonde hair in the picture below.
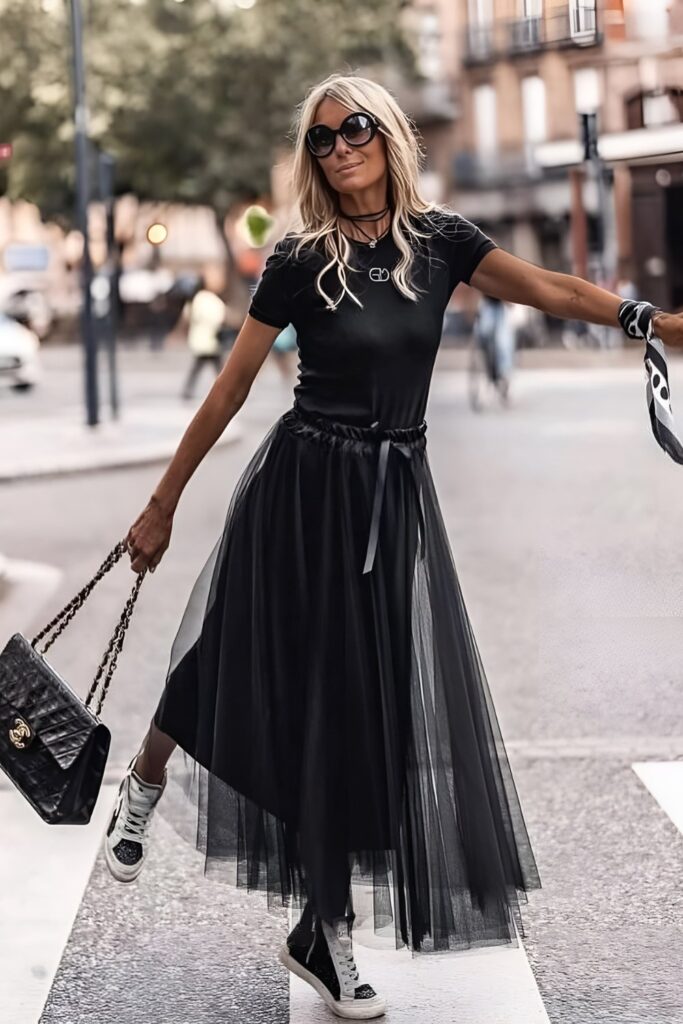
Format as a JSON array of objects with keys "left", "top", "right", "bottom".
[{"left": 281, "top": 72, "right": 454, "bottom": 312}]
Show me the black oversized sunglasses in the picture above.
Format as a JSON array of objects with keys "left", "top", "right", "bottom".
[{"left": 305, "top": 111, "right": 383, "bottom": 159}]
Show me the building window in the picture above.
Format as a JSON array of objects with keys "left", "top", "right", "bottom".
[
  {"left": 468, "top": 0, "right": 493, "bottom": 26},
  {"left": 625, "top": 0, "right": 670, "bottom": 41},
  {"left": 626, "top": 89, "right": 683, "bottom": 130},
  {"left": 573, "top": 67, "right": 601, "bottom": 115},
  {"left": 522, "top": 75, "right": 547, "bottom": 145},
  {"left": 643, "top": 92, "right": 679, "bottom": 127},
  {"left": 466, "top": 0, "right": 493, "bottom": 60},
  {"left": 473, "top": 83, "right": 498, "bottom": 160},
  {"left": 570, "top": 0, "right": 598, "bottom": 40},
  {"left": 513, "top": 0, "right": 543, "bottom": 49},
  {"left": 416, "top": 8, "right": 441, "bottom": 80},
  {"left": 467, "top": 0, "right": 494, "bottom": 58}
]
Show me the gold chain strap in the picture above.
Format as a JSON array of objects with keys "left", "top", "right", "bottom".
[{"left": 30, "top": 539, "right": 147, "bottom": 717}]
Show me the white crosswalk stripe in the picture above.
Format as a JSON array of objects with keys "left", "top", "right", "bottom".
[
  {"left": 290, "top": 941, "right": 551, "bottom": 1023},
  {"left": 288, "top": 903, "right": 551, "bottom": 1024},
  {"left": 0, "top": 785, "right": 117, "bottom": 1024},
  {"left": 632, "top": 761, "right": 683, "bottom": 837}
]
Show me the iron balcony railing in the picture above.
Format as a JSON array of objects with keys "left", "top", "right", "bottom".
[
  {"left": 451, "top": 146, "right": 576, "bottom": 189},
  {"left": 394, "top": 78, "right": 460, "bottom": 126},
  {"left": 463, "top": 4, "right": 601, "bottom": 65},
  {"left": 452, "top": 148, "right": 546, "bottom": 189}
]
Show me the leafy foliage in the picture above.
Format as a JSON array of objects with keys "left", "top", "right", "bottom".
[{"left": 0, "top": 0, "right": 416, "bottom": 226}]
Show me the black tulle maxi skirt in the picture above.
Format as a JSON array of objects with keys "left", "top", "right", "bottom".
[{"left": 153, "top": 398, "right": 541, "bottom": 954}]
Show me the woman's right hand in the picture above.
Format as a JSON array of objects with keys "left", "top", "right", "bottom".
[{"left": 125, "top": 495, "right": 174, "bottom": 574}]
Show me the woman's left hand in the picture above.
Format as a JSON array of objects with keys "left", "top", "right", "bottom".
[{"left": 653, "top": 312, "right": 683, "bottom": 349}]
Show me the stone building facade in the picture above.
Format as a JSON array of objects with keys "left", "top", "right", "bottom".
[{"left": 439, "top": 0, "right": 683, "bottom": 308}]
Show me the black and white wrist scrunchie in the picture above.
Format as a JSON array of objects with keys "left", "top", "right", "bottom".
[{"left": 618, "top": 299, "right": 683, "bottom": 464}]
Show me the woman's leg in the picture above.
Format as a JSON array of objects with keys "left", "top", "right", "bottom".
[
  {"left": 281, "top": 852, "right": 386, "bottom": 1016},
  {"left": 288, "top": 866, "right": 353, "bottom": 949},
  {"left": 289, "top": 896, "right": 317, "bottom": 948},
  {"left": 132, "top": 719, "right": 176, "bottom": 785},
  {"left": 104, "top": 718, "right": 174, "bottom": 882},
  {"left": 300, "top": 845, "right": 354, "bottom": 928}
]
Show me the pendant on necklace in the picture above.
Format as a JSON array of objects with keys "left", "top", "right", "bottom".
[{"left": 369, "top": 240, "right": 377, "bottom": 248}]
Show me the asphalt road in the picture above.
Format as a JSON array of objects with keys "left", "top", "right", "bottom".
[{"left": 1, "top": 345, "right": 682, "bottom": 1024}]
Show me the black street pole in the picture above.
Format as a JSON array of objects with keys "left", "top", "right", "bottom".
[
  {"left": 98, "top": 151, "right": 120, "bottom": 418},
  {"left": 579, "top": 111, "right": 613, "bottom": 288},
  {"left": 68, "top": 0, "right": 98, "bottom": 426}
]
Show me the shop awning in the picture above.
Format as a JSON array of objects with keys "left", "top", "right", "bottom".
[{"left": 535, "top": 123, "right": 683, "bottom": 168}]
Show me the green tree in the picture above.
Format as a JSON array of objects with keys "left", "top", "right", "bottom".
[
  {"left": 1, "top": 0, "right": 417, "bottom": 243},
  {"left": 0, "top": 0, "right": 75, "bottom": 225}
]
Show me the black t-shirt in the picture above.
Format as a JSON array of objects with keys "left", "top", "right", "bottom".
[{"left": 247, "top": 208, "right": 496, "bottom": 428}]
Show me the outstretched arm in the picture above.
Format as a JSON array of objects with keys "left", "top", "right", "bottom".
[{"left": 470, "top": 248, "right": 683, "bottom": 349}]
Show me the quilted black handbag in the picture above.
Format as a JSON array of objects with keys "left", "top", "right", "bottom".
[{"left": 0, "top": 539, "right": 146, "bottom": 824}]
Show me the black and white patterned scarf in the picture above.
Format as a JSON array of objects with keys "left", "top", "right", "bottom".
[{"left": 618, "top": 299, "right": 683, "bottom": 464}]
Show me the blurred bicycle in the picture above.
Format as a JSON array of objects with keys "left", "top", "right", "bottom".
[{"left": 560, "top": 318, "right": 620, "bottom": 350}]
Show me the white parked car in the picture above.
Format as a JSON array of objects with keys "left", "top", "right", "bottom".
[
  {"left": 0, "top": 270, "right": 55, "bottom": 340},
  {"left": 0, "top": 314, "right": 42, "bottom": 390}
]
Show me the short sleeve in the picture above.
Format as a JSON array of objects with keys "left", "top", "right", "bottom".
[
  {"left": 247, "top": 236, "right": 295, "bottom": 329},
  {"left": 431, "top": 210, "right": 497, "bottom": 291}
]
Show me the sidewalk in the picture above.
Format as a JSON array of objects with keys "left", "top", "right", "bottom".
[
  {"left": 0, "top": 399, "right": 243, "bottom": 482},
  {"left": 0, "top": 554, "right": 62, "bottom": 644}
]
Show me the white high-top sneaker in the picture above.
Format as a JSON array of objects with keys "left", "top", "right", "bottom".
[
  {"left": 104, "top": 753, "right": 166, "bottom": 883},
  {"left": 279, "top": 913, "right": 386, "bottom": 1019}
]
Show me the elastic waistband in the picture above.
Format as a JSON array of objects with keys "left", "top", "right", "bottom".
[
  {"left": 285, "top": 399, "right": 427, "bottom": 444},
  {"left": 282, "top": 399, "right": 427, "bottom": 576}
]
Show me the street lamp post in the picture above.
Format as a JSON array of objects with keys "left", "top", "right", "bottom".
[{"left": 68, "top": 0, "right": 98, "bottom": 427}]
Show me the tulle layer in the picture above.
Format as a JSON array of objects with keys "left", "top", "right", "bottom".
[{"left": 153, "top": 401, "right": 541, "bottom": 954}]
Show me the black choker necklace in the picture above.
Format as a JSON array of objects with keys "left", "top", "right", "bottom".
[{"left": 342, "top": 206, "right": 389, "bottom": 221}]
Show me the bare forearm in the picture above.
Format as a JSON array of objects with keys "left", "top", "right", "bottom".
[
  {"left": 152, "top": 382, "right": 247, "bottom": 514},
  {"left": 471, "top": 248, "right": 683, "bottom": 348},
  {"left": 536, "top": 270, "right": 622, "bottom": 327},
  {"left": 529, "top": 270, "right": 676, "bottom": 340},
  {"left": 472, "top": 249, "right": 622, "bottom": 326}
]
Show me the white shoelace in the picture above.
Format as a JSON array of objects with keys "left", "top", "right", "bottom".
[
  {"left": 321, "top": 921, "right": 360, "bottom": 992},
  {"left": 334, "top": 936, "right": 359, "bottom": 984},
  {"left": 118, "top": 775, "right": 162, "bottom": 844}
]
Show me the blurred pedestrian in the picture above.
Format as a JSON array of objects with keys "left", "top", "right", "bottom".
[
  {"left": 112, "top": 72, "right": 683, "bottom": 1022},
  {"left": 180, "top": 266, "right": 227, "bottom": 400},
  {"left": 617, "top": 275, "right": 638, "bottom": 303},
  {"left": 474, "top": 294, "right": 515, "bottom": 403}
]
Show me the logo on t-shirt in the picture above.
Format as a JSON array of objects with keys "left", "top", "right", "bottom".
[{"left": 369, "top": 267, "right": 390, "bottom": 283}]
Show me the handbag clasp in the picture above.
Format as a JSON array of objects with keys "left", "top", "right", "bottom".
[{"left": 9, "top": 716, "right": 34, "bottom": 749}]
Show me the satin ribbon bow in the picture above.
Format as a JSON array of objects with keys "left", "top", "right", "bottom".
[{"left": 362, "top": 422, "right": 426, "bottom": 575}]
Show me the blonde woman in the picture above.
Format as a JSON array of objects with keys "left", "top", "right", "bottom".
[{"left": 108, "top": 73, "right": 683, "bottom": 1019}]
